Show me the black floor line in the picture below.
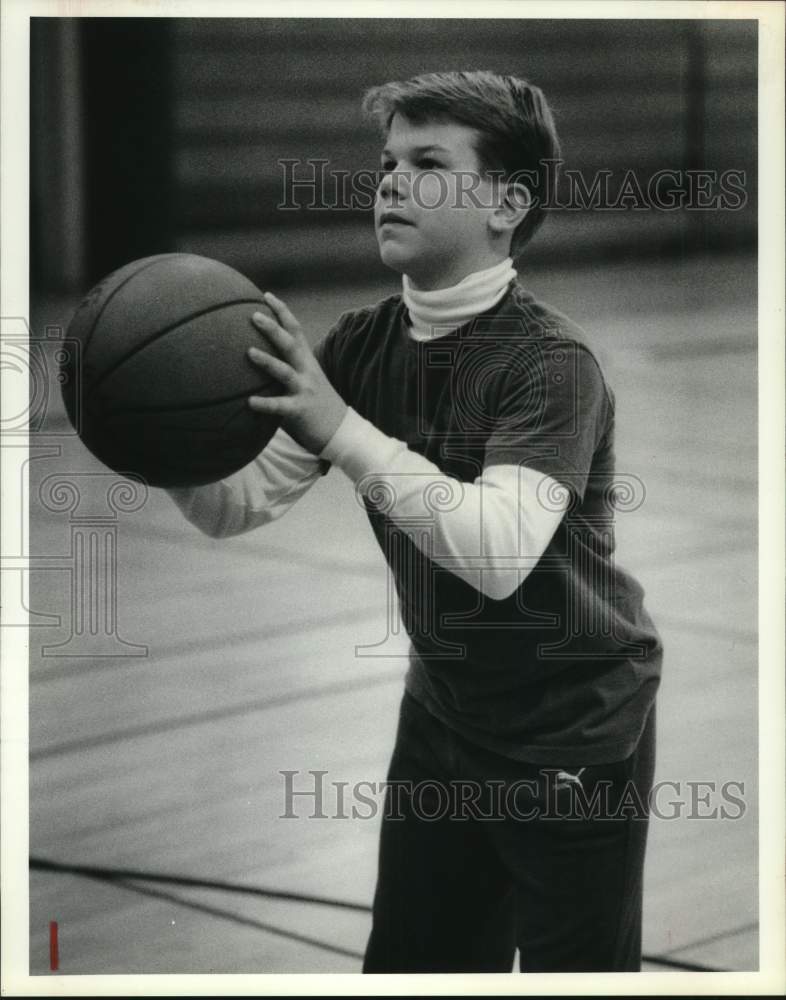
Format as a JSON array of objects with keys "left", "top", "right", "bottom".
[
  {"left": 115, "top": 518, "right": 386, "bottom": 580},
  {"left": 30, "top": 603, "right": 390, "bottom": 685},
  {"left": 641, "top": 954, "right": 724, "bottom": 972},
  {"left": 650, "top": 337, "right": 755, "bottom": 361},
  {"left": 659, "top": 918, "right": 759, "bottom": 957},
  {"left": 30, "top": 666, "right": 404, "bottom": 760},
  {"left": 30, "top": 856, "right": 371, "bottom": 912},
  {"left": 648, "top": 614, "right": 757, "bottom": 645},
  {"left": 31, "top": 857, "right": 729, "bottom": 971},
  {"left": 97, "top": 875, "right": 363, "bottom": 963}
]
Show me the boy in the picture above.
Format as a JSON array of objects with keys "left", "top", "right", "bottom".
[{"left": 167, "top": 71, "right": 662, "bottom": 973}]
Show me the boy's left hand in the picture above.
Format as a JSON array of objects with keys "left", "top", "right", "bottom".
[{"left": 247, "top": 292, "right": 348, "bottom": 455}]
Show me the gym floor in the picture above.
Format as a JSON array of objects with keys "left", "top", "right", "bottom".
[{"left": 24, "top": 250, "right": 760, "bottom": 978}]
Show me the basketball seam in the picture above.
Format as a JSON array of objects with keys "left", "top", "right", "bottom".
[
  {"left": 96, "top": 384, "right": 277, "bottom": 414},
  {"left": 85, "top": 297, "right": 269, "bottom": 395},
  {"left": 81, "top": 254, "right": 186, "bottom": 362}
]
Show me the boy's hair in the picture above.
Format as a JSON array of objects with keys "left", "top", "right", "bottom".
[{"left": 362, "top": 70, "right": 561, "bottom": 257}]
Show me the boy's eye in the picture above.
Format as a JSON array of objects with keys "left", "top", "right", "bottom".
[
  {"left": 380, "top": 159, "right": 396, "bottom": 173},
  {"left": 417, "top": 157, "right": 441, "bottom": 170}
]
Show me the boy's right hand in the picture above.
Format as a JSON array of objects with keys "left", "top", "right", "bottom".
[{"left": 247, "top": 292, "right": 348, "bottom": 456}]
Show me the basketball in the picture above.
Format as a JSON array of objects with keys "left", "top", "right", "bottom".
[{"left": 61, "top": 253, "right": 281, "bottom": 488}]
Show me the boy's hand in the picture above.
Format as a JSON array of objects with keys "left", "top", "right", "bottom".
[{"left": 247, "top": 292, "right": 348, "bottom": 455}]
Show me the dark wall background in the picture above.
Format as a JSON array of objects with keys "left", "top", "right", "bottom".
[{"left": 31, "top": 17, "right": 757, "bottom": 294}]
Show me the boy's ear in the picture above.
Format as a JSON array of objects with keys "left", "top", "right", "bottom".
[{"left": 489, "top": 182, "right": 531, "bottom": 236}]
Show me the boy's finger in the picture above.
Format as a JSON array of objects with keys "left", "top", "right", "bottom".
[
  {"left": 247, "top": 346, "right": 298, "bottom": 389},
  {"left": 247, "top": 393, "right": 294, "bottom": 416},
  {"left": 251, "top": 311, "right": 298, "bottom": 358},
  {"left": 263, "top": 292, "right": 303, "bottom": 337}
]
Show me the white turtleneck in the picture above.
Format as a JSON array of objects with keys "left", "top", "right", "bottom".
[
  {"left": 402, "top": 257, "right": 517, "bottom": 340},
  {"left": 168, "top": 260, "right": 568, "bottom": 601}
]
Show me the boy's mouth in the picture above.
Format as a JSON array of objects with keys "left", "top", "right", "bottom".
[{"left": 378, "top": 211, "right": 415, "bottom": 227}]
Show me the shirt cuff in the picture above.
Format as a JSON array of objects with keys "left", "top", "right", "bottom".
[{"left": 319, "top": 407, "right": 405, "bottom": 484}]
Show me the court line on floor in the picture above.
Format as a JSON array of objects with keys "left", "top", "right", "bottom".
[
  {"left": 83, "top": 876, "right": 363, "bottom": 964},
  {"left": 30, "top": 857, "right": 725, "bottom": 971},
  {"left": 649, "top": 337, "right": 755, "bottom": 360},
  {"left": 651, "top": 616, "right": 757, "bottom": 645},
  {"left": 30, "top": 857, "right": 370, "bottom": 912},
  {"left": 641, "top": 537, "right": 756, "bottom": 573},
  {"left": 30, "top": 666, "right": 405, "bottom": 760},
  {"left": 640, "top": 954, "right": 728, "bottom": 972},
  {"left": 618, "top": 462, "right": 756, "bottom": 495},
  {"left": 30, "top": 603, "right": 391, "bottom": 685},
  {"left": 111, "top": 517, "right": 386, "bottom": 579},
  {"left": 657, "top": 919, "right": 759, "bottom": 958}
]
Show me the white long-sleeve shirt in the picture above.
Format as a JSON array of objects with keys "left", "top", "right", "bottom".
[{"left": 168, "top": 407, "right": 568, "bottom": 601}]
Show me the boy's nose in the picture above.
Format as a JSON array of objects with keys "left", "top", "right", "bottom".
[{"left": 379, "top": 168, "right": 410, "bottom": 201}]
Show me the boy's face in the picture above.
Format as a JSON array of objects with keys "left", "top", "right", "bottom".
[{"left": 374, "top": 113, "right": 504, "bottom": 290}]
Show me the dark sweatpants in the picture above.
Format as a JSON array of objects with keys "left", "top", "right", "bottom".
[{"left": 363, "top": 691, "right": 657, "bottom": 973}]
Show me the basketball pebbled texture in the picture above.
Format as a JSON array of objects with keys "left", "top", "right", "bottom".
[{"left": 62, "top": 253, "right": 282, "bottom": 488}]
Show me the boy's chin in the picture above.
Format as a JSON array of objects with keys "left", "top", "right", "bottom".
[
  {"left": 377, "top": 244, "right": 412, "bottom": 277},
  {"left": 378, "top": 245, "right": 441, "bottom": 286}
]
